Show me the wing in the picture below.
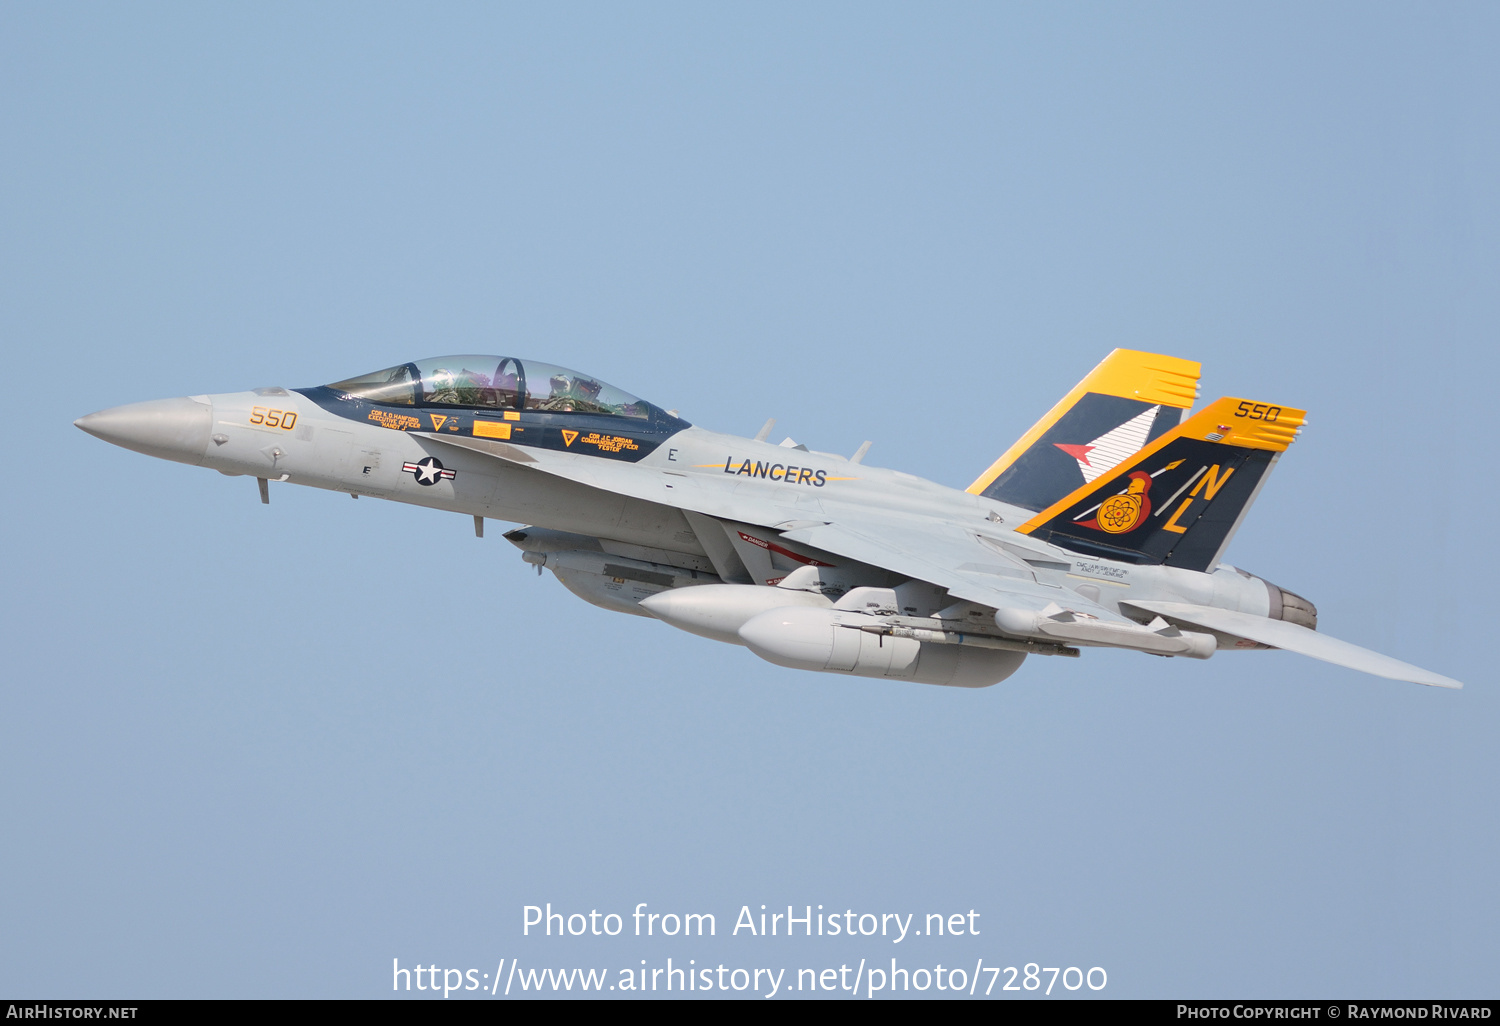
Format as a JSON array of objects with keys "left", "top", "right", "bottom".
[
  {"left": 417, "top": 431, "right": 795, "bottom": 526},
  {"left": 424, "top": 430, "right": 1458, "bottom": 683},
  {"left": 775, "top": 513, "right": 1226, "bottom": 658},
  {"left": 1121, "top": 599, "right": 1462, "bottom": 689}
]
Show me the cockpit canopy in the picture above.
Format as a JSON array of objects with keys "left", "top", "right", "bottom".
[{"left": 328, "top": 356, "right": 667, "bottom": 421}]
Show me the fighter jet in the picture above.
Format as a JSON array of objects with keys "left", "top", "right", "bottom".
[{"left": 74, "top": 350, "right": 1460, "bottom": 689}]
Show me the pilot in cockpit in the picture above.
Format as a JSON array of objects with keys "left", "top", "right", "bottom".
[
  {"left": 547, "top": 374, "right": 573, "bottom": 410},
  {"left": 544, "top": 374, "right": 604, "bottom": 412},
  {"left": 427, "top": 368, "right": 459, "bottom": 403}
]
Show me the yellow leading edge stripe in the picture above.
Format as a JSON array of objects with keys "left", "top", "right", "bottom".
[{"left": 966, "top": 349, "right": 1202, "bottom": 495}]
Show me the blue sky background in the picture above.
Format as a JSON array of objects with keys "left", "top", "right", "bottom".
[{"left": 2, "top": 2, "right": 1496, "bottom": 998}]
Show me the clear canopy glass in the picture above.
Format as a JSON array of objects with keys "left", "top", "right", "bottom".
[{"left": 328, "top": 356, "right": 657, "bottom": 419}]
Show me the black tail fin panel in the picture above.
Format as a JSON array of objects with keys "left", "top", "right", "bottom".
[
  {"left": 1014, "top": 398, "right": 1306, "bottom": 572},
  {"left": 968, "top": 349, "right": 1200, "bottom": 512}
]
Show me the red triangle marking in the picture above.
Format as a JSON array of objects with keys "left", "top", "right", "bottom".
[{"left": 1055, "top": 443, "right": 1096, "bottom": 466}]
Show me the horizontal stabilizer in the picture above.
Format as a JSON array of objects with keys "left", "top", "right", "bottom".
[{"left": 1122, "top": 600, "right": 1462, "bottom": 689}]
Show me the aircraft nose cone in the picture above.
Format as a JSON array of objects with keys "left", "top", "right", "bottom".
[{"left": 75, "top": 397, "right": 213, "bottom": 466}]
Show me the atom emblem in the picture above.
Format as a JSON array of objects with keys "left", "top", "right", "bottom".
[
  {"left": 1098, "top": 493, "right": 1143, "bottom": 533},
  {"left": 1094, "top": 471, "right": 1153, "bottom": 534}
]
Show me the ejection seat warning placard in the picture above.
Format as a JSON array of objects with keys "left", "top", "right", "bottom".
[{"left": 473, "top": 421, "right": 512, "bottom": 440}]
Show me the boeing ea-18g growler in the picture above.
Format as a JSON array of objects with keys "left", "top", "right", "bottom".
[{"left": 75, "top": 350, "right": 1460, "bottom": 689}]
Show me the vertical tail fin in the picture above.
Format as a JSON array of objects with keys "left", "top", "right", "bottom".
[
  {"left": 969, "top": 349, "right": 1200, "bottom": 511},
  {"left": 1014, "top": 397, "right": 1307, "bottom": 572}
]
